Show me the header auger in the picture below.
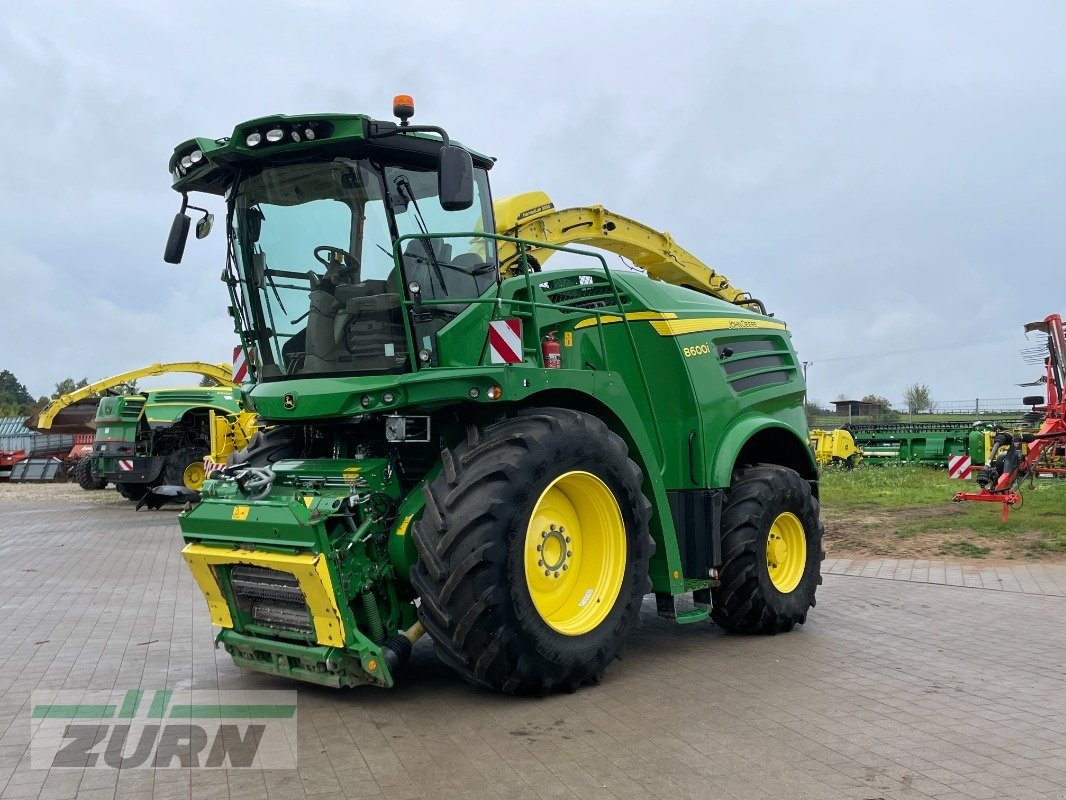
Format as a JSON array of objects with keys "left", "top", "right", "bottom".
[{"left": 162, "top": 96, "right": 823, "bottom": 694}]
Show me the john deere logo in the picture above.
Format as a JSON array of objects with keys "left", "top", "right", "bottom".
[{"left": 283, "top": 394, "right": 295, "bottom": 409}]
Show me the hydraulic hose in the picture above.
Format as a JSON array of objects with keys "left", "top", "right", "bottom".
[
  {"left": 977, "top": 432, "right": 1013, "bottom": 488},
  {"left": 360, "top": 592, "right": 385, "bottom": 643},
  {"left": 228, "top": 466, "right": 275, "bottom": 500},
  {"left": 381, "top": 621, "right": 426, "bottom": 676}
]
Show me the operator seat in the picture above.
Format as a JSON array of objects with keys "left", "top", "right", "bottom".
[
  {"left": 302, "top": 275, "right": 408, "bottom": 374},
  {"left": 299, "top": 241, "right": 494, "bottom": 374},
  {"left": 400, "top": 239, "right": 453, "bottom": 297},
  {"left": 398, "top": 240, "right": 488, "bottom": 314},
  {"left": 450, "top": 252, "right": 490, "bottom": 299}
]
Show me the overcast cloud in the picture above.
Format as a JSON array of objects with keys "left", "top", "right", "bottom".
[{"left": 1, "top": 1, "right": 1063, "bottom": 408}]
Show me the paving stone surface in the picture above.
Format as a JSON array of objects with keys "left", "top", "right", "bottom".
[
  {"left": 0, "top": 494, "right": 1064, "bottom": 799},
  {"left": 823, "top": 558, "right": 1066, "bottom": 597}
]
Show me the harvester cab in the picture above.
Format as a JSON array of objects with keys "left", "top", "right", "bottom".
[{"left": 165, "top": 97, "right": 823, "bottom": 694}]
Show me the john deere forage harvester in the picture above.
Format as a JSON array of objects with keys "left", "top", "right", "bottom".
[{"left": 164, "top": 97, "right": 823, "bottom": 693}]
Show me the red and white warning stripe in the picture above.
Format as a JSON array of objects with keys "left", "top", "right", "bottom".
[
  {"left": 488, "top": 319, "right": 523, "bottom": 364},
  {"left": 232, "top": 346, "right": 249, "bottom": 383},
  {"left": 947, "top": 454, "right": 972, "bottom": 479},
  {"left": 118, "top": 459, "right": 134, "bottom": 472}
]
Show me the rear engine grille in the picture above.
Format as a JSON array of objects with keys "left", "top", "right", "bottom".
[
  {"left": 229, "top": 565, "right": 313, "bottom": 635},
  {"left": 718, "top": 336, "right": 795, "bottom": 393},
  {"left": 539, "top": 274, "right": 629, "bottom": 310},
  {"left": 120, "top": 400, "right": 145, "bottom": 421},
  {"left": 152, "top": 391, "right": 216, "bottom": 403}
]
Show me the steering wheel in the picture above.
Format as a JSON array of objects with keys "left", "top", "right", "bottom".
[{"left": 313, "top": 245, "right": 361, "bottom": 285}]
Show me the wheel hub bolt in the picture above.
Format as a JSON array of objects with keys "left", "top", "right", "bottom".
[{"left": 538, "top": 527, "right": 571, "bottom": 573}]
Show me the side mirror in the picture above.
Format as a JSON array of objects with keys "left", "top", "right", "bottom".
[
  {"left": 164, "top": 213, "right": 191, "bottom": 264},
  {"left": 438, "top": 145, "right": 474, "bottom": 211},
  {"left": 195, "top": 212, "right": 214, "bottom": 240}
]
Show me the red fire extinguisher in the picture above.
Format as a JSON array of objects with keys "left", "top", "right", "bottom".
[{"left": 542, "top": 331, "right": 562, "bottom": 369}]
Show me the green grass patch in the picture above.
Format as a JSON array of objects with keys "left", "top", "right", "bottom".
[
  {"left": 819, "top": 464, "right": 956, "bottom": 508},
  {"left": 937, "top": 540, "right": 992, "bottom": 559},
  {"left": 819, "top": 465, "right": 1066, "bottom": 558},
  {"left": 1026, "top": 530, "right": 1066, "bottom": 555}
]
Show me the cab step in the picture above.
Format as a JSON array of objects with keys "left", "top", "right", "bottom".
[{"left": 654, "top": 592, "right": 711, "bottom": 625}]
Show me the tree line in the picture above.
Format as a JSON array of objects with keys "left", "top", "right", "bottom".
[
  {"left": 806, "top": 383, "right": 934, "bottom": 421},
  {"left": 0, "top": 371, "right": 139, "bottom": 418}
]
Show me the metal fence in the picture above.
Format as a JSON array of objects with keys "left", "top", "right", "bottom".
[
  {"left": 812, "top": 398, "right": 1033, "bottom": 418},
  {"left": 925, "top": 398, "right": 1034, "bottom": 414}
]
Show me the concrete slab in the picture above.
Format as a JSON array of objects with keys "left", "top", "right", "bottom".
[{"left": 1, "top": 495, "right": 1064, "bottom": 799}]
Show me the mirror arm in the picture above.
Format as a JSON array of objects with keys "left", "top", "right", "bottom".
[{"left": 370, "top": 123, "right": 451, "bottom": 147}]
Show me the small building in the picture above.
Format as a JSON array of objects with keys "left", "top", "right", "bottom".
[{"left": 833, "top": 399, "right": 886, "bottom": 417}]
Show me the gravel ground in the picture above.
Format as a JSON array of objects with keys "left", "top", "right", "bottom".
[{"left": 0, "top": 481, "right": 130, "bottom": 506}]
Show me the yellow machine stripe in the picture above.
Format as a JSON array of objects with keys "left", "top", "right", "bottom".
[
  {"left": 573, "top": 311, "right": 678, "bottom": 330},
  {"left": 649, "top": 317, "right": 788, "bottom": 336},
  {"left": 572, "top": 313, "right": 786, "bottom": 336},
  {"left": 181, "top": 543, "right": 346, "bottom": 647},
  {"left": 182, "top": 550, "right": 235, "bottom": 629}
]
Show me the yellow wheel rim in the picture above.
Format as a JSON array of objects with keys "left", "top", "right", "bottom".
[
  {"left": 524, "top": 471, "right": 627, "bottom": 636},
  {"left": 182, "top": 460, "right": 206, "bottom": 491},
  {"left": 766, "top": 512, "right": 807, "bottom": 593}
]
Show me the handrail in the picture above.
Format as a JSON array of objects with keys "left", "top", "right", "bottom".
[
  {"left": 390, "top": 231, "right": 665, "bottom": 461},
  {"left": 392, "top": 230, "right": 623, "bottom": 370}
]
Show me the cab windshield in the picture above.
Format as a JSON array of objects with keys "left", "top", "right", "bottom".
[{"left": 231, "top": 158, "right": 495, "bottom": 378}]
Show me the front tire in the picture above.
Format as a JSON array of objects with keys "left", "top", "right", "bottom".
[
  {"left": 162, "top": 446, "right": 209, "bottom": 490},
  {"left": 73, "top": 457, "right": 106, "bottom": 490},
  {"left": 711, "top": 465, "right": 823, "bottom": 634},
  {"left": 410, "top": 408, "right": 654, "bottom": 694}
]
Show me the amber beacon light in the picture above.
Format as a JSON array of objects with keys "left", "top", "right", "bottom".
[{"left": 393, "top": 94, "right": 415, "bottom": 125}]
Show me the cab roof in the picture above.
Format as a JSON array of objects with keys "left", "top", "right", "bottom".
[{"left": 169, "top": 113, "right": 495, "bottom": 196}]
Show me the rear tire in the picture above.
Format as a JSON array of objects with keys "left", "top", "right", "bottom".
[
  {"left": 162, "top": 446, "right": 209, "bottom": 490},
  {"left": 711, "top": 465, "right": 823, "bottom": 634},
  {"left": 73, "top": 457, "right": 106, "bottom": 490},
  {"left": 410, "top": 408, "right": 654, "bottom": 694}
]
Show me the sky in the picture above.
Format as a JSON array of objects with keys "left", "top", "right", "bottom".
[{"left": 0, "top": 0, "right": 1063, "bottom": 409}]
